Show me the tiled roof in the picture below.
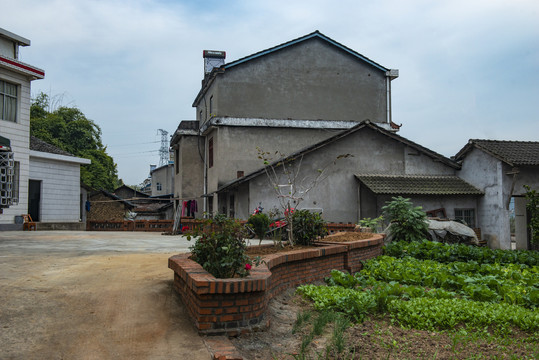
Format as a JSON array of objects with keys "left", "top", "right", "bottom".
[
  {"left": 134, "top": 202, "right": 173, "bottom": 213},
  {"left": 356, "top": 174, "right": 484, "bottom": 195},
  {"left": 30, "top": 136, "right": 74, "bottom": 157},
  {"left": 456, "top": 140, "right": 539, "bottom": 166}
]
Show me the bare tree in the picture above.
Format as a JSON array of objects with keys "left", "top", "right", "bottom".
[{"left": 257, "top": 147, "right": 352, "bottom": 246}]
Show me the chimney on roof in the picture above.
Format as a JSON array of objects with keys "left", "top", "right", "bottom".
[{"left": 203, "top": 50, "right": 226, "bottom": 75}]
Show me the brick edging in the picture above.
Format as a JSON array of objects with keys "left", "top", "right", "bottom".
[{"left": 168, "top": 234, "right": 384, "bottom": 336}]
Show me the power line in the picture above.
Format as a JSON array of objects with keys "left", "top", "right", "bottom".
[{"left": 107, "top": 140, "right": 160, "bottom": 148}]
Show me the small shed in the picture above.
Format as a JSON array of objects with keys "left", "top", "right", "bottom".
[{"left": 87, "top": 190, "right": 135, "bottom": 222}]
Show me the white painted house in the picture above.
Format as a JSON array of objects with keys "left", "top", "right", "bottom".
[
  {"left": 1, "top": 28, "right": 91, "bottom": 230},
  {"left": 29, "top": 136, "right": 91, "bottom": 227},
  {"left": 0, "top": 28, "right": 44, "bottom": 228}
]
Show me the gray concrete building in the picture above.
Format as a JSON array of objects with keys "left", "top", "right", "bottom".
[
  {"left": 171, "top": 31, "right": 400, "bottom": 216},
  {"left": 455, "top": 140, "right": 539, "bottom": 250},
  {"left": 171, "top": 31, "right": 538, "bottom": 250},
  {"left": 217, "top": 121, "right": 483, "bottom": 224}
]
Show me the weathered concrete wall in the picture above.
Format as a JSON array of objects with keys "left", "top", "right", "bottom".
[
  {"left": 404, "top": 146, "right": 455, "bottom": 175},
  {"left": 198, "top": 37, "right": 389, "bottom": 125},
  {"left": 151, "top": 164, "right": 174, "bottom": 196},
  {"left": 512, "top": 166, "right": 539, "bottom": 196},
  {"left": 374, "top": 194, "right": 478, "bottom": 223},
  {"left": 206, "top": 126, "right": 339, "bottom": 193},
  {"left": 174, "top": 135, "right": 204, "bottom": 217},
  {"left": 457, "top": 148, "right": 511, "bottom": 249},
  {"left": 233, "top": 126, "right": 461, "bottom": 223}
]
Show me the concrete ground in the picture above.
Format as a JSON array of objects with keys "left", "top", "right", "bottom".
[{"left": 0, "top": 231, "right": 212, "bottom": 360}]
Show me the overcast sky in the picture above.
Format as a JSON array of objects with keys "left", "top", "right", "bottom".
[{"left": 2, "top": 0, "right": 538, "bottom": 185}]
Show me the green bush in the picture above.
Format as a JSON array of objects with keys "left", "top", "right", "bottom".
[
  {"left": 384, "top": 240, "right": 539, "bottom": 266},
  {"left": 246, "top": 213, "right": 271, "bottom": 245},
  {"left": 358, "top": 215, "right": 384, "bottom": 233},
  {"left": 292, "top": 209, "right": 327, "bottom": 245},
  {"left": 382, "top": 196, "right": 428, "bottom": 242},
  {"left": 524, "top": 185, "right": 539, "bottom": 246},
  {"left": 187, "top": 214, "right": 251, "bottom": 278}
]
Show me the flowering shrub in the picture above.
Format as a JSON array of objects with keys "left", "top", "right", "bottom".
[
  {"left": 186, "top": 214, "right": 252, "bottom": 278},
  {"left": 270, "top": 220, "right": 286, "bottom": 228}
]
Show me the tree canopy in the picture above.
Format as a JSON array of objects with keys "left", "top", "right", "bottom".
[{"left": 30, "top": 92, "right": 121, "bottom": 191}]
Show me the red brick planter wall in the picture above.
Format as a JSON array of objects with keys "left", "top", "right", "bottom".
[{"left": 168, "top": 234, "right": 384, "bottom": 336}]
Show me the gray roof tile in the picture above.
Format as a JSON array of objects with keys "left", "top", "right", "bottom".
[
  {"left": 356, "top": 174, "right": 484, "bottom": 195},
  {"left": 30, "top": 136, "right": 75, "bottom": 157},
  {"left": 455, "top": 139, "right": 539, "bottom": 166},
  {"left": 471, "top": 140, "right": 539, "bottom": 166}
]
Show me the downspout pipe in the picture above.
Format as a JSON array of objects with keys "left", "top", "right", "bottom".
[
  {"left": 203, "top": 130, "right": 207, "bottom": 216},
  {"left": 386, "top": 76, "right": 391, "bottom": 125},
  {"left": 385, "top": 69, "right": 399, "bottom": 125}
]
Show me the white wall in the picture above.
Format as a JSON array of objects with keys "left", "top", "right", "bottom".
[
  {"left": 29, "top": 156, "right": 82, "bottom": 222},
  {"left": 0, "top": 69, "right": 31, "bottom": 224}
]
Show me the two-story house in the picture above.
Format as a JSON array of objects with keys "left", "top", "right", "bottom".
[
  {"left": 171, "top": 31, "right": 537, "bottom": 250},
  {"left": 171, "top": 31, "right": 400, "bottom": 216},
  {"left": 1, "top": 28, "right": 91, "bottom": 230},
  {"left": 0, "top": 28, "right": 44, "bottom": 228}
]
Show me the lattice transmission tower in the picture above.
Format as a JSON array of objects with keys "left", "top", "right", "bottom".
[{"left": 157, "top": 129, "right": 169, "bottom": 167}]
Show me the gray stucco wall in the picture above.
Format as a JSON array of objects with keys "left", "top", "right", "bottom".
[
  {"left": 198, "top": 37, "right": 390, "bottom": 125},
  {"left": 174, "top": 135, "right": 204, "bottom": 217},
  {"left": 228, "top": 126, "right": 462, "bottom": 223},
  {"left": 206, "top": 126, "right": 341, "bottom": 193},
  {"left": 512, "top": 166, "right": 539, "bottom": 196},
  {"left": 151, "top": 164, "right": 174, "bottom": 196},
  {"left": 457, "top": 148, "right": 511, "bottom": 249}
]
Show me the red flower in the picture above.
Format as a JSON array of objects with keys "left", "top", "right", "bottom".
[
  {"left": 182, "top": 226, "right": 189, "bottom": 232},
  {"left": 245, "top": 263, "right": 252, "bottom": 270}
]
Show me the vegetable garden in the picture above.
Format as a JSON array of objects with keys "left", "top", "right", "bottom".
[{"left": 294, "top": 240, "right": 539, "bottom": 359}]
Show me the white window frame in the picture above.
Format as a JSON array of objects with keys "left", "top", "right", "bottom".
[{"left": 0, "top": 80, "right": 18, "bottom": 123}]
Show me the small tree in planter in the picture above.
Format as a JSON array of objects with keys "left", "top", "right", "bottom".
[
  {"left": 187, "top": 214, "right": 254, "bottom": 278},
  {"left": 257, "top": 147, "right": 352, "bottom": 246},
  {"left": 247, "top": 212, "right": 271, "bottom": 245},
  {"left": 292, "top": 209, "right": 328, "bottom": 245}
]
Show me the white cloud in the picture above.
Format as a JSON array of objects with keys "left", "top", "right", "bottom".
[{"left": 1, "top": 0, "right": 538, "bottom": 184}]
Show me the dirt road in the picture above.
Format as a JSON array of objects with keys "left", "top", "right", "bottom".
[{"left": 0, "top": 231, "right": 210, "bottom": 360}]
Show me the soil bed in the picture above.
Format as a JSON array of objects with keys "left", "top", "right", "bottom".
[
  {"left": 232, "top": 291, "right": 539, "bottom": 360},
  {"left": 246, "top": 232, "right": 375, "bottom": 257}
]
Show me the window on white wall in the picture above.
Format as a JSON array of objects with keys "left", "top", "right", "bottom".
[
  {"left": 156, "top": 182, "right": 162, "bottom": 191},
  {"left": 454, "top": 208, "right": 475, "bottom": 228},
  {"left": 0, "top": 80, "right": 18, "bottom": 122}
]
